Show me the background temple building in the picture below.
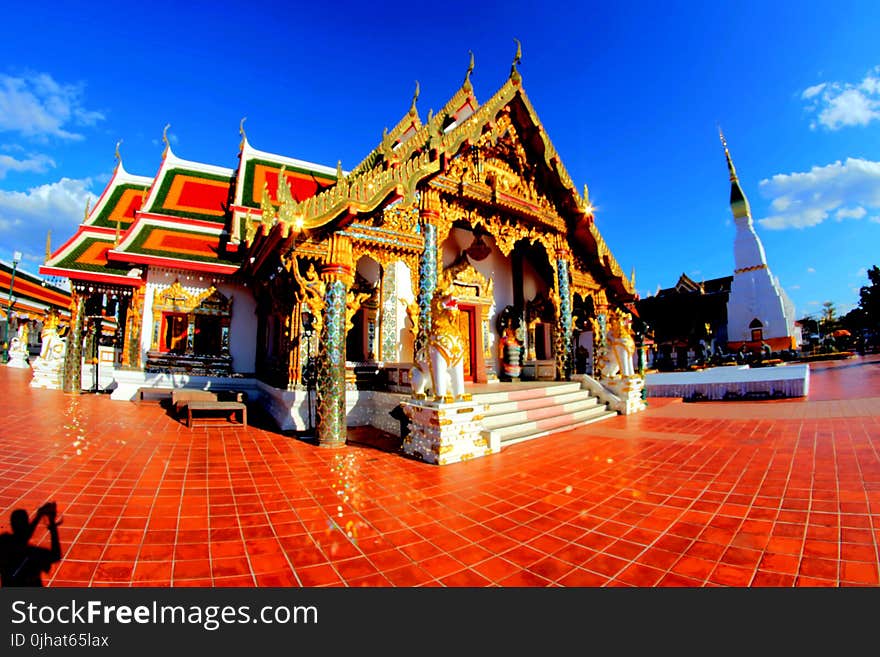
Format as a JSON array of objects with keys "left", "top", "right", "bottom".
[
  {"left": 1, "top": 256, "right": 72, "bottom": 363},
  {"left": 636, "top": 134, "right": 800, "bottom": 367},
  {"left": 39, "top": 55, "right": 639, "bottom": 447}
]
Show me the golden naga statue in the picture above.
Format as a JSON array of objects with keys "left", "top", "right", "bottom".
[{"left": 411, "top": 275, "right": 471, "bottom": 402}]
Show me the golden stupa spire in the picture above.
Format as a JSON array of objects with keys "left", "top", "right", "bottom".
[
  {"left": 718, "top": 126, "right": 738, "bottom": 183},
  {"left": 718, "top": 127, "right": 750, "bottom": 219}
]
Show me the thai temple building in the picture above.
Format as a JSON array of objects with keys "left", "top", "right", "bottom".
[{"left": 39, "top": 52, "right": 644, "bottom": 457}]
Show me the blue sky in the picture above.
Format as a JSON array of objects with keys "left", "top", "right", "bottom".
[{"left": 1, "top": 1, "right": 878, "bottom": 320}]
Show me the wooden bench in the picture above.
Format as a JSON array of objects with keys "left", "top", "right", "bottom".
[
  {"left": 136, "top": 387, "right": 174, "bottom": 404},
  {"left": 171, "top": 389, "right": 248, "bottom": 417},
  {"left": 186, "top": 400, "right": 247, "bottom": 428}
]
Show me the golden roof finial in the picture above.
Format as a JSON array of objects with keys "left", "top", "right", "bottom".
[
  {"left": 510, "top": 38, "right": 522, "bottom": 80},
  {"left": 84, "top": 197, "right": 91, "bottom": 222},
  {"left": 464, "top": 50, "right": 475, "bottom": 88},
  {"left": 162, "top": 123, "right": 171, "bottom": 156},
  {"left": 114, "top": 139, "right": 123, "bottom": 166},
  {"left": 239, "top": 117, "right": 247, "bottom": 150},
  {"left": 336, "top": 159, "right": 344, "bottom": 183},
  {"left": 410, "top": 80, "right": 420, "bottom": 114},
  {"left": 45, "top": 229, "right": 51, "bottom": 264}
]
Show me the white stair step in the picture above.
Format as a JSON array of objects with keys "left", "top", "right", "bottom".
[
  {"left": 486, "top": 390, "right": 590, "bottom": 415},
  {"left": 487, "top": 404, "right": 614, "bottom": 443},
  {"left": 474, "top": 382, "right": 582, "bottom": 404},
  {"left": 498, "top": 411, "right": 619, "bottom": 447},
  {"left": 482, "top": 397, "right": 601, "bottom": 429}
]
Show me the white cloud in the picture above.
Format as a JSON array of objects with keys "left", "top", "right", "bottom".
[
  {"left": 757, "top": 158, "right": 880, "bottom": 229},
  {"left": 0, "top": 177, "right": 96, "bottom": 262},
  {"left": 802, "top": 83, "right": 826, "bottom": 99},
  {"left": 0, "top": 152, "right": 55, "bottom": 178},
  {"left": 0, "top": 72, "right": 105, "bottom": 141},
  {"left": 835, "top": 206, "right": 867, "bottom": 220},
  {"left": 807, "top": 267, "right": 816, "bottom": 273},
  {"left": 801, "top": 67, "right": 880, "bottom": 130}
]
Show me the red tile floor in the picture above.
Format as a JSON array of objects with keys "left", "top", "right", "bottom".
[{"left": 1, "top": 356, "right": 878, "bottom": 587}]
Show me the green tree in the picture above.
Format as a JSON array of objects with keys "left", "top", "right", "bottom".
[
  {"left": 858, "top": 265, "right": 880, "bottom": 348},
  {"left": 820, "top": 301, "right": 838, "bottom": 336}
]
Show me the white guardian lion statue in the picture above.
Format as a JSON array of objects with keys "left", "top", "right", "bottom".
[{"left": 411, "top": 276, "right": 470, "bottom": 403}]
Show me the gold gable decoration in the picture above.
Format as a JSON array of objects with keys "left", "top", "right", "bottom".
[
  {"left": 152, "top": 281, "right": 230, "bottom": 315},
  {"left": 444, "top": 254, "right": 493, "bottom": 304}
]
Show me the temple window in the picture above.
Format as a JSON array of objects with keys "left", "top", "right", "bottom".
[
  {"left": 162, "top": 313, "right": 188, "bottom": 353},
  {"left": 193, "top": 315, "right": 222, "bottom": 355}
]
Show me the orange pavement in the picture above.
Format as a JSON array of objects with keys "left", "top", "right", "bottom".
[{"left": 0, "top": 356, "right": 878, "bottom": 587}]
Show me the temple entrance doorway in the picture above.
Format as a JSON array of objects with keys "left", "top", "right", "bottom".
[{"left": 457, "top": 303, "right": 478, "bottom": 381}]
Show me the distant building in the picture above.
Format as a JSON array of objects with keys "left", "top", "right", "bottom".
[
  {"left": 636, "top": 134, "right": 800, "bottom": 364},
  {"left": 1, "top": 258, "right": 72, "bottom": 360},
  {"left": 636, "top": 273, "right": 731, "bottom": 364}
]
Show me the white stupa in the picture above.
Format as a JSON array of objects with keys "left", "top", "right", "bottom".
[{"left": 721, "top": 132, "right": 798, "bottom": 352}]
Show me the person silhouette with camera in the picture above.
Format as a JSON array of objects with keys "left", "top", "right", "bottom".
[{"left": 0, "top": 502, "right": 63, "bottom": 586}]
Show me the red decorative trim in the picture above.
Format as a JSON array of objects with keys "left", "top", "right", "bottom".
[
  {"left": 132, "top": 212, "right": 229, "bottom": 231},
  {"left": 106, "top": 251, "right": 238, "bottom": 274},
  {"left": 38, "top": 266, "right": 143, "bottom": 287}
]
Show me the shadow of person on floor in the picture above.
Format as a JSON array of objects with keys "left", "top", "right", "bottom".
[{"left": 0, "top": 502, "right": 63, "bottom": 586}]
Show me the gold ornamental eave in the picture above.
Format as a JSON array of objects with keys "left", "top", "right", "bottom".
[
  {"left": 240, "top": 73, "right": 623, "bottom": 287},
  {"left": 428, "top": 176, "right": 567, "bottom": 234}
]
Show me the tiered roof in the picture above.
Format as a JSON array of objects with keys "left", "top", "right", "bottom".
[
  {"left": 1, "top": 259, "right": 72, "bottom": 322},
  {"left": 42, "top": 51, "right": 634, "bottom": 304}
]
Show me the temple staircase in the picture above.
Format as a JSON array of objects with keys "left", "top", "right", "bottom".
[{"left": 474, "top": 381, "right": 617, "bottom": 448}]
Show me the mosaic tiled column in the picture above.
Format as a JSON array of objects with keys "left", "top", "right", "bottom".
[
  {"left": 593, "top": 308, "right": 608, "bottom": 379},
  {"left": 62, "top": 290, "right": 86, "bottom": 394},
  {"left": 380, "top": 264, "right": 398, "bottom": 361},
  {"left": 316, "top": 236, "right": 353, "bottom": 449},
  {"left": 415, "top": 215, "right": 438, "bottom": 359},
  {"left": 555, "top": 252, "right": 573, "bottom": 380}
]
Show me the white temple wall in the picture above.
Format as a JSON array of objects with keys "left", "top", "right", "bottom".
[
  {"left": 223, "top": 281, "right": 256, "bottom": 373},
  {"left": 521, "top": 257, "right": 548, "bottom": 302}
]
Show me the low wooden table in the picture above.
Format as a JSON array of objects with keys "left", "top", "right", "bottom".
[{"left": 185, "top": 400, "right": 247, "bottom": 428}]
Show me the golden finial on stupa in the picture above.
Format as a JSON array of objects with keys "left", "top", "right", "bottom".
[
  {"left": 336, "top": 160, "right": 344, "bottom": 183},
  {"left": 239, "top": 117, "right": 247, "bottom": 150}
]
